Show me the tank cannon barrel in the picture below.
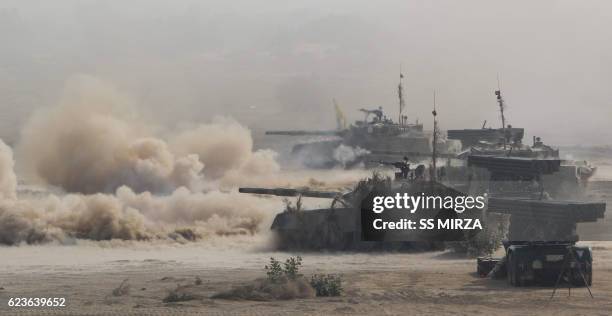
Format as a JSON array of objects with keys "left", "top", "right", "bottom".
[
  {"left": 239, "top": 187, "right": 341, "bottom": 199},
  {"left": 370, "top": 160, "right": 405, "bottom": 169},
  {"left": 369, "top": 150, "right": 456, "bottom": 159},
  {"left": 265, "top": 130, "right": 340, "bottom": 136}
]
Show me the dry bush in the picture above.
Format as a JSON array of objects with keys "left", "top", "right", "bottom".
[
  {"left": 212, "top": 276, "right": 315, "bottom": 301},
  {"left": 310, "top": 274, "right": 343, "bottom": 296},
  {"left": 163, "top": 284, "right": 199, "bottom": 303},
  {"left": 111, "top": 279, "right": 130, "bottom": 297}
]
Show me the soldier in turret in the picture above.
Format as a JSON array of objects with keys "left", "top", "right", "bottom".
[
  {"left": 367, "top": 106, "right": 383, "bottom": 122},
  {"left": 400, "top": 156, "right": 410, "bottom": 178},
  {"left": 533, "top": 136, "right": 544, "bottom": 147},
  {"left": 373, "top": 156, "right": 411, "bottom": 179}
]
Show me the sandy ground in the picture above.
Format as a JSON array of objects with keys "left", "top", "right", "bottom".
[{"left": 0, "top": 241, "right": 611, "bottom": 316}]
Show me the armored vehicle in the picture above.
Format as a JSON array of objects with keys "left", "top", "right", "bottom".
[
  {"left": 267, "top": 75, "right": 460, "bottom": 168},
  {"left": 448, "top": 88, "right": 524, "bottom": 150},
  {"left": 268, "top": 107, "right": 461, "bottom": 168},
  {"left": 456, "top": 136, "right": 596, "bottom": 185},
  {"left": 240, "top": 174, "right": 464, "bottom": 250},
  {"left": 440, "top": 89, "right": 597, "bottom": 194},
  {"left": 465, "top": 155, "right": 604, "bottom": 287},
  {"left": 448, "top": 126, "right": 524, "bottom": 150}
]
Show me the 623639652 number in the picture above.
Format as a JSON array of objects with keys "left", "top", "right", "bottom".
[{"left": 8, "top": 297, "right": 66, "bottom": 307}]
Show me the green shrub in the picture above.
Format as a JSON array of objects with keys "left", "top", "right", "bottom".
[
  {"left": 310, "top": 274, "right": 343, "bottom": 297},
  {"left": 214, "top": 256, "right": 344, "bottom": 301},
  {"left": 283, "top": 256, "right": 303, "bottom": 280},
  {"left": 265, "top": 256, "right": 303, "bottom": 283},
  {"left": 264, "top": 257, "right": 284, "bottom": 283}
]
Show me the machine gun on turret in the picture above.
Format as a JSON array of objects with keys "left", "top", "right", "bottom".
[
  {"left": 359, "top": 107, "right": 384, "bottom": 123},
  {"left": 370, "top": 160, "right": 414, "bottom": 180},
  {"left": 372, "top": 160, "right": 407, "bottom": 169}
]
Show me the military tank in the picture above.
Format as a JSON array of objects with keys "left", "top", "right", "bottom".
[
  {"left": 448, "top": 123, "right": 525, "bottom": 150},
  {"left": 266, "top": 75, "right": 460, "bottom": 168},
  {"left": 441, "top": 89, "right": 597, "bottom": 197},
  {"left": 448, "top": 88, "right": 524, "bottom": 149},
  {"left": 240, "top": 172, "right": 467, "bottom": 251}
]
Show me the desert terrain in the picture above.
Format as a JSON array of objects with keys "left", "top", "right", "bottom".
[{"left": 0, "top": 239, "right": 611, "bottom": 316}]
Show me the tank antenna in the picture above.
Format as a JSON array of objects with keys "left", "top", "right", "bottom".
[
  {"left": 431, "top": 90, "right": 438, "bottom": 182},
  {"left": 495, "top": 73, "right": 507, "bottom": 149},
  {"left": 398, "top": 65, "right": 405, "bottom": 125}
]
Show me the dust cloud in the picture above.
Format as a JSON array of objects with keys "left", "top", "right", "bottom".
[
  {"left": 0, "top": 139, "right": 17, "bottom": 200},
  {"left": 0, "top": 184, "right": 282, "bottom": 246},
  {"left": 0, "top": 76, "right": 367, "bottom": 246},
  {"left": 16, "top": 76, "right": 284, "bottom": 195}
]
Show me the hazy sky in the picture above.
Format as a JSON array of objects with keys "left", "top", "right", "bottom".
[{"left": 1, "top": 0, "right": 611, "bottom": 145}]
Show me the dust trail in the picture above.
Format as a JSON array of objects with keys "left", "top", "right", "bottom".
[
  {"left": 333, "top": 145, "right": 370, "bottom": 168},
  {"left": 2, "top": 130, "right": 283, "bottom": 245},
  {"left": 0, "top": 185, "right": 282, "bottom": 246},
  {"left": 170, "top": 118, "right": 280, "bottom": 180},
  {"left": 2, "top": 76, "right": 368, "bottom": 246}
]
